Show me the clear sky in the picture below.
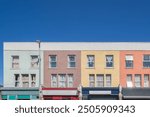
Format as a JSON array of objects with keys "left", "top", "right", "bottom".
[{"left": 0, "top": 0, "right": 150, "bottom": 85}]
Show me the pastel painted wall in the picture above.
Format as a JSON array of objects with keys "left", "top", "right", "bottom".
[
  {"left": 44, "top": 50, "right": 81, "bottom": 88},
  {"left": 120, "top": 51, "right": 150, "bottom": 87},
  {"left": 81, "top": 51, "right": 120, "bottom": 87},
  {"left": 4, "top": 51, "right": 44, "bottom": 87}
]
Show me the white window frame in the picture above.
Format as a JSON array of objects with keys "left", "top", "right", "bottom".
[
  {"left": 96, "top": 74, "right": 104, "bottom": 87},
  {"left": 68, "top": 55, "right": 76, "bottom": 68},
  {"left": 89, "top": 74, "right": 95, "bottom": 87},
  {"left": 67, "top": 74, "right": 74, "bottom": 87},
  {"left": 49, "top": 55, "right": 57, "bottom": 68},
  {"left": 106, "top": 55, "right": 114, "bottom": 68},
  {"left": 51, "top": 74, "right": 57, "bottom": 87},
  {"left": 143, "top": 55, "right": 150, "bottom": 68},
  {"left": 22, "top": 74, "right": 29, "bottom": 88},
  {"left": 106, "top": 74, "right": 111, "bottom": 87},
  {"left": 58, "top": 74, "right": 66, "bottom": 88},
  {"left": 126, "top": 74, "right": 133, "bottom": 87},
  {"left": 12, "top": 56, "right": 19, "bottom": 69},
  {"left": 125, "top": 55, "right": 133, "bottom": 68},
  {"left": 87, "top": 55, "right": 95, "bottom": 68},
  {"left": 31, "top": 55, "right": 39, "bottom": 68},
  {"left": 144, "top": 74, "right": 149, "bottom": 87},
  {"left": 135, "top": 74, "right": 141, "bottom": 87}
]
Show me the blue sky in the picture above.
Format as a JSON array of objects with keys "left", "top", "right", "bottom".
[{"left": 0, "top": 0, "right": 150, "bottom": 85}]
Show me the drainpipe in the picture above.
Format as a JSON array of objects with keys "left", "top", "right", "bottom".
[{"left": 36, "top": 40, "right": 43, "bottom": 100}]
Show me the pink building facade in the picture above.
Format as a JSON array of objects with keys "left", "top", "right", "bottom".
[{"left": 43, "top": 50, "right": 81, "bottom": 100}]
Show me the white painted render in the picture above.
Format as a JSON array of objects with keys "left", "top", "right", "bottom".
[
  {"left": 4, "top": 50, "right": 44, "bottom": 87},
  {"left": 4, "top": 42, "right": 150, "bottom": 50}
]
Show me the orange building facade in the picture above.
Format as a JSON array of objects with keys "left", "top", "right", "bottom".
[{"left": 120, "top": 51, "right": 150, "bottom": 88}]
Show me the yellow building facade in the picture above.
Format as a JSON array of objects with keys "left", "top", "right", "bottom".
[{"left": 81, "top": 51, "right": 120, "bottom": 87}]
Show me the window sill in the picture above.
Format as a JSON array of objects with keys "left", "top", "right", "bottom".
[
  {"left": 10, "top": 68, "right": 20, "bottom": 70},
  {"left": 143, "top": 67, "right": 150, "bottom": 69},
  {"left": 105, "top": 67, "right": 114, "bottom": 69},
  {"left": 86, "top": 67, "right": 95, "bottom": 69},
  {"left": 48, "top": 67, "right": 57, "bottom": 69},
  {"left": 125, "top": 67, "right": 134, "bottom": 69},
  {"left": 67, "top": 67, "right": 76, "bottom": 69},
  {"left": 29, "top": 67, "right": 39, "bottom": 70}
]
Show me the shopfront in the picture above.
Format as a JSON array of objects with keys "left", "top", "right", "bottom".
[
  {"left": 122, "top": 88, "right": 150, "bottom": 100},
  {"left": 82, "top": 87, "right": 119, "bottom": 100},
  {"left": 42, "top": 88, "right": 79, "bottom": 100},
  {"left": 1, "top": 87, "right": 39, "bottom": 100}
]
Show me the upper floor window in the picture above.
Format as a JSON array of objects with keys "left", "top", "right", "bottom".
[
  {"left": 51, "top": 74, "right": 57, "bottom": 87},
  {"left": 58, "top": 74, "right": 66, "bottom": 87},
  {"left": 12, "top": 56, "right": 19, "bottom": 69},
  {"left": 31, "top": 55, "right": 39, "bottom": 68},
  {"left": 49, "top": 55, "right": 57, "bottom": 68},
  {"left": 106, "top": 55, "right": 113, "bottom": 68},
  {"left": 135, "top": 74, "right": 141, "bottom": 87},
  {"left": 22, "top": 74, "right": 29, "bottom": 87},
  {"left": 31, "top": 74, "right": 36, "bottom": 87},
  {"left": 143, "top": 55, "right": 150, "bottom": 68},
  {"left": 125, "top": 55, "right": 133, "bottom": 68},
  {"left": 87, "top": 55, "right": 95, "bottom": 68},
  {"left": 68, "top": 55, "right": 76, "bottom": 68},
  {"left": 89, "top": 74, "right": 95, "bottom": 87},
  {"left": 144, "top": 74, "right": 149, "bottom": 87},
  {"left": 67, "top": 74, "right": 74, "bottom": 87},
  {"left": 96, "top": 74, "right": 104, "bottom": 87},
  {"left": 106, "top": 74, "right": 111, "bottom": 87},
  {"left": 126, "top": 74, "right": 133, "bottom": 87},
  {"left": 14, "top": 74, "right": 20, "bottom": 87}
]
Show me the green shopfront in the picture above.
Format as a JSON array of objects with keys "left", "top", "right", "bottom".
[{"left": 1, "top": 87, "right": 39, "bottom": 100}]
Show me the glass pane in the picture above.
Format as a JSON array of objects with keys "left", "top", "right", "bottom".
[
  {"left": 143, "top": 62, "right": 150, "bottom": 68},
  {"left": 69, "top": 56, "right": 75, "bottom": 61},
  {"left": 126, "top": 75, "right": 132, "bottom": 81},
  {"left": 69, "top": 62, "right": 75, "bottom": 67},
  {"left": 50, "top": 56, "right": 56, "bottom": 61},
  {"left": 126, "top": 60, "right": 133, "bottom": 68},
  {"left": 51, "top": 62, "right": 56, "bottom": 67},
  {"left": 144, "top": 55, "right": 150, "bottom": 60}
]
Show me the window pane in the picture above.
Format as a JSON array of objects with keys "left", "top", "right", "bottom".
[
  {"left": 68, "top": 55, "right": 76, "bottom": 67},
  {"left": 126, "top": 74, "right": 133, "bottom": 87},
  {"left": 68, "top": 74, "right": 73, "bottom": 87},
  {"left": 31, "top": 55, "right": 39, "bottom": 68},
  {"left": 50, "top": 56, "right": 56, "bottom": 61},
  {"left": 143, "top": 62, "right": 150, "bottom": 68},
  {"left": 135, "top": 75, "right": 141, "bottom": 87},
  {"left": 49, "top": 55, "right": 57, "bottom": 68},
  {"left": 89, "top": 74, "right": 95, "bottom": 87},
  {"left": 12, "top": 56, "right": 19, "bottom": 68},
  {"left": 87, "top": 55, "right": 94, "bottom": 67},
  {"left": 69, "top": 62, "right": 75, "bottom": 67},
  {"left": 144, "top": 75, "right": 149, "bottom": 87},
  {"left": 96, "top": 74, "right": 104, "bottom": 87},
  {"left": 59, "top": 74, "right": 66, "bottom": 87},
  {"left": 126, "top": 60, "right": 133, "bottom": 68},
  {"left": 106, "top": 74, "right": 111, "bottom": 87},
  {"left": 51, "top": 74, "right": 57, "bottom": 87},
  {"left": 144, "top": 55, "right": 150, "bottom": 60},
  {"left": 106, "top": 55, "right": 113, "bottom": 67},
  {"left": 69, "top": 56, "right": 75, "bottom": 61},
  {"left": 143, "top": 55, "right": 150, "bottom": 68}
]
